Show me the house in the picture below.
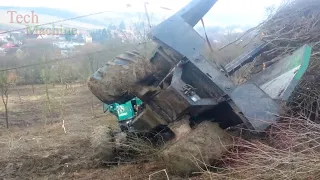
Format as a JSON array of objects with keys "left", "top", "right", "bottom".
[
  {"left": 1, "top": 43, "right": 19, "bottom": 55},
  {"left": 84, "top": 35, "right": 92, "bottom": 43},
  {"left": 2, "top": 43, "right": 16, "bottom": 49},
  {"left": 110, "top": 29, "right": 138, "bottom": 42},
  {"left": 0, "top": 33, "right": 9, "bottom": 42},
  {"left": 53, "top": 41, "right": 75, "bottom": 49},
  {"left": 61, "top": 49, "right": 71, "bottom": 57},
  {"left": 57, "top": 35, "right": 66, "bottom": 41},
  {"left": 37, "top": 34, "right": 57, "bottom": 39},
  {"left": 26, "top": 34, "right": 38, "bottom": 39}
]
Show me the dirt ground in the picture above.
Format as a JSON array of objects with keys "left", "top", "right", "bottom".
[{"left": 0, "top": 84, "right": 183, "bottom": 180}]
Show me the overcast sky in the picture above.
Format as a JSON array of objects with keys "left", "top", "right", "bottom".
[{"left": 1, "top": 0, "right": 282, "bottom": 27}]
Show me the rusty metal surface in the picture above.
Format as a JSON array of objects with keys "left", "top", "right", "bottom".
[
  {"left": 149, "top": 87, "right": 190, "bottom": 123},
  {"left": 132, "top": 105, "right": 168, "bottom": 131}
]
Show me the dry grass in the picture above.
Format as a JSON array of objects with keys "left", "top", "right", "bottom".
[
  {"left": 0, "top": 84, "right": 117, "bottom": 178},
  {"left": 0, "top": 84, "right": 171, "bottom": 179},
  {"left": 90, "top": 126, "right": 161, "bottom": 167},
  {"left": 194, "top": 115, "right": 318, "bottom": 180},
  {"left": 255, "top": 0, "right": 320, "bottom": 121}
]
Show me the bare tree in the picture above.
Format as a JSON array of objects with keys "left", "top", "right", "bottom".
[
  {"left": 0, "top": 71, "right": 10, "bottom": 128},
  {"left": 8, "top": 71, "right": 21, "bottom": 103},
  {"left": 40, "top": 54, "right": 52, "bottom": 116}
]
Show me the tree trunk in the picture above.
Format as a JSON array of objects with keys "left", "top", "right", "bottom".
[
  {"left": 45, "top": 81, "right": 51, "bottom": 115},
  {"left": 91, "top": 96, "right": 96, "bottom": 118},
  {"left": 15, "top": 87, "right": 21, "bottom": 103},
  {"left": 4, "top": 102, "right": 8, "bottom": 128},
  {"left": 1, "top": 88, "right": 9, "bottom": 129}
]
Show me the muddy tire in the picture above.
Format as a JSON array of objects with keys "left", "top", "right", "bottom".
[
  {"left": 90, "top": 126, "right": 115, "bottom": 162},
  {"left": 87, "top": 50, "right": 157, "bottom": 104},
  {"left": 162, "top": 121, "right": 233, "bottom": 176}
]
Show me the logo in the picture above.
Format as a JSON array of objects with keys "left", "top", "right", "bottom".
[{"left": 116, "top": 105, "right": 126, "bottom": 115}]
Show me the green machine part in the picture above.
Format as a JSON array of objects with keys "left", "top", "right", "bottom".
[{"left": 103, "top": 97, "right": 143, "bottom": 121}]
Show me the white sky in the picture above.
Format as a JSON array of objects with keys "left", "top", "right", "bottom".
[{"left": 1, "top": 0, "right": 282, "bottom": 27}]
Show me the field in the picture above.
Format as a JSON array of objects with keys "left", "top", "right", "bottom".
[
  {"left": 0, "top": 84, "right": 178, "bottom": 180},
  {"left": 2, "top": 71, "right": 320, "bottom": 180},
  {"left": 1, "top": 0, "right": 320, "bottom": 179}
]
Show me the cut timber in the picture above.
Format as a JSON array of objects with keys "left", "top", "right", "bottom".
[{"left": 162, "top": 121, "right": 232, "bottom": 176}]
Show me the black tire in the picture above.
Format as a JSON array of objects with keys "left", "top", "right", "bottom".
[{"left": 87, "top": 50, "right": 156, "bottom": 104}]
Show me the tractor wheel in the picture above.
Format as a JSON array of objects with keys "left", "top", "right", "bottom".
[
  {"left": 87, "top": 50, "right": 158, "bottom": 104},
  {"left": 161, "top": 120, "right": 233, "bottom": 176},
  {"left": 90, "top": 126, "right": 115, "bottom": 162}
]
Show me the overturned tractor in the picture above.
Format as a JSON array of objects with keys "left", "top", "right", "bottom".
[{"left": 87, "top": 0, "right": 312, "bottom": 174}]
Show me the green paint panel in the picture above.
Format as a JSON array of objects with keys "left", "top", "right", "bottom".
[
  {"left": 281, "top": 44, "right": 312, "bottom": 101},
  {"left": 293, "top": 45, "right": 312, "bottom": 80},
  {"left": 103, "top": 97, "right": 143, "bottom": 121},
  {"left": 256, "top": 44, "right": 312, "bottom": 101}
]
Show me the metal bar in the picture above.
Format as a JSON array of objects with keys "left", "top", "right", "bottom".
[
  {"left": 224, "top": 43, "right": 268, "bottom": 75},
  {"left": 174, "top": 0, "right": 218, "bottom": 27}
]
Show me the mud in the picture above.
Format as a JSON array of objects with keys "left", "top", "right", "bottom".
[{"left": 162, "top": 121, "right": 233, "bottom": 176}]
